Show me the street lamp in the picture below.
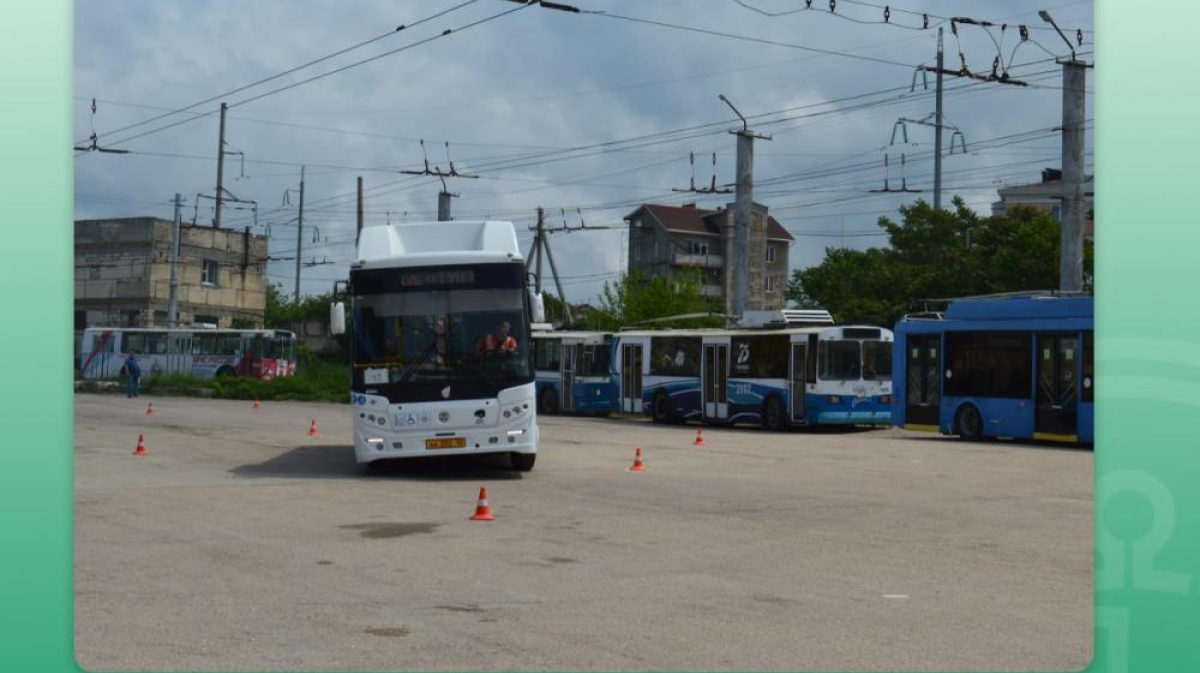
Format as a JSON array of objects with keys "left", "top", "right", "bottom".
[
  {"left": 718, "top": 94, "right": 748, "bottom": 133},
  {"left": 1037, "top": 10, "right": 1076, "bottom": 61}
]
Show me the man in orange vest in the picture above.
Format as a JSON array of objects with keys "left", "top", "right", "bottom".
[{"left": 474, "top": 320, "right": 518, "bottom": 355}]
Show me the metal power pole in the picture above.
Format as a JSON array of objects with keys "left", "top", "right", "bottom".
[
  {"left": 213, "top": 102, "right": 227, "bottom": 228},
  {"left": 167, "top": 193, "right": 183, "bottom": 327},
  {"left": 541, "top": 233, "right": 574, "bottom": 326},
  {"left": 294, "top": 165, "right": 306, "bottom": 300},
  {"left": 933, "top": 27, "right": 944, "bottom": 211},
  {"left": 356, "top": 176, "right": 364, "bottom": 244},
  {"left": 720, "top": 95, "right": 770, "bottom": 320},
  {"left": 1060, "top": 60, "right": 1087, "bottom": 292}
]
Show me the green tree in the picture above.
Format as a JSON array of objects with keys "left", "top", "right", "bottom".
[
  {"left": 787, "top": 198, "right": 1094, "bottom": 326},
  {"left": 584, "top": 268, "right": 721, "bottom": 330}
]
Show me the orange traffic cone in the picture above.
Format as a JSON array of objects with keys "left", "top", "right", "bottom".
[
  {"left": 628, "top": 447, "right": 647, "bottom": 472},
  {"left": 133, "top": 434, "right": 147, "bottom": 457},
  {"left": 252, "top": 399, "right": 260, "bottom": 409},
  {"left": 145, "top": 402, "right": 154, "bottom": 416},
  {"left": 469, "top": 487, "right": 495, "bottom": 521},
  {"left": 693, "top": 428, "right": 706, "bottom": 446},
  {"left": 308, "top": 419, "right": 319, "bottom": 437}
]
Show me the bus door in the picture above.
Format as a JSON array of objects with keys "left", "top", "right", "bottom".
[
  {"left": 789, "top": 341, "right": 808, "bottom": 424},
  {"left": 905, "top": 334, "right": 941, "bottom": 428},
  {"left": 703, "top": 343, "right": 729, "bottom": 420},
  {"left": 169, "top": 333, "right": 193, "bottom": 376},
  {"left": 561, "top": 343, "right": 578, "bottom": 411},
  {"left": 1036, "top": 333, "right": 1080, "bottom": 439},
  {"left": 620, "top": 342, "right": 643, "bottom": 414}
]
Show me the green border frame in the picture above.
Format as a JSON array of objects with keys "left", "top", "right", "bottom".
[{"left": 3, "top": 1, "right": 1199, "bottom": 671}]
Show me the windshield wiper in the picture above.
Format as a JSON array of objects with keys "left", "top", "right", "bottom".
[{"left": 395, "top": 340, "right": 439, "bottom": 388}]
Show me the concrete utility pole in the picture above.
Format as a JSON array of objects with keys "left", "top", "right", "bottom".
[
  {"left": 167, "top": 193, "right": 183, "bottom": 327},
  {"left": 213, "top": 102, "right": 227, "bottom": 228},
  {"left": 294, "top": 165, "right": 306, "bottom": 301},
  {"left": 1040, "top": 10, "right": 1089, "bottom": 292},
  {"left": 719, "top": 94, "right": 770, "bottom": 319},
  {"left": 535, "top": 207, "right": 545, "bottom": 294},
  {"left": 438, "top": 190, "right": 453, "bottom": 221},
  {"left": 356, "top": 176, "right": 364, "bottom": 244},
  {"left": 933, "top": 27, "right": 945, "bottom": 211},
  {"left": 1059, "top": 62, "right": 1088, "bottom": 292}
]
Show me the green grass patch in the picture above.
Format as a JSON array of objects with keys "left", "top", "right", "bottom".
[{"left": 137, "top": 357, "right": 351, "bottom": 403}]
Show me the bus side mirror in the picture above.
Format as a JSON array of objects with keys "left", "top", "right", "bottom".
[
  {"left": 530, "top": 290, "right": 546, "bottom": 324},
  {"left": 330, "top": 302, "right": 346, "bottom": 335}
]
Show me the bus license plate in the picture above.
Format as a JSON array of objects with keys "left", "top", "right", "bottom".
[{"left": 425, "top": 437, "right": 466, "bottom": 450}]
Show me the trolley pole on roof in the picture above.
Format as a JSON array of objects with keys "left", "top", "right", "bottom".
[{"left": 356, "top": 176, "right": 364, "bottom": 245}]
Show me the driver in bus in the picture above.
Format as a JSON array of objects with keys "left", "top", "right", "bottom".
[{"left": 474, "top": 320, "right": 518, "bottom": 355}]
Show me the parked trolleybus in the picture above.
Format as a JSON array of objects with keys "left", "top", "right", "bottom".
[
  {"left": 79, "top": 327, "right": 297, "bottom": 381},
  {"left": 613, "top": 311, "right": 894, "bottom": 429},
  {"left": 891, "top": 293, "right": 1093, "bottom": 444},
  {"left": 330, "top": 220, "right": 542, "bottom": 470},
  {"left": 531, "top": 330, "right": 616, "bottom": 416}
]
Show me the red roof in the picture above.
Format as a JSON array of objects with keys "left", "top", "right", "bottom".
[{"left": 631, "top": 203, "right": 793, "bottom": 241}]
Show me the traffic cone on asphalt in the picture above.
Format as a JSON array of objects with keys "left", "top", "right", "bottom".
[
  {"left": 308, "top": 419, "right": 319, "bottom": 437},
  {"left": 133, "top": 434, "right": 147, "bottom": 457},
  {"left": 145, "top": 402, "right": 154, "bottom": 416},
  {"left": 253, "top": 399, "right": 260, "bottom": 409},
  {"left": 693, "top": 428, "right": 706, "bottom": 446},
  {"left": 628, "top": 447, "right": 647, "bottom": 472},
  {"left": 469, "top": 487, "right": 495, "bottom": 521}
]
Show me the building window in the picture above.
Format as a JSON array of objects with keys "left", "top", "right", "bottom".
[
  {"left": 687, "top": 239, "right": 709, "bottom": 255},
  {"left": 765, "top": 275, "right": 776, "bottom": 293},
  {"left": 201, "top": 259, "right": 219, "bottom": 286},
  {"left": 765, "top": 245, "right": 775, "bottom": 263}
]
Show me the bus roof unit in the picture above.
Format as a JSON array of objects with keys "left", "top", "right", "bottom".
[{"left": 354, "top": 220, "right": 522, "bottom": 269}]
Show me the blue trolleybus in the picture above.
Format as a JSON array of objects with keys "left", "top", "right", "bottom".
[
  {"left": 531, "top": 330, "right": 617, "bottom": 416},
  {"left": 613, "top": 312, "right": 894, "bottom": 430},
  {"left": 891, "top": 293, "right": 1094, "bottom": 444}
]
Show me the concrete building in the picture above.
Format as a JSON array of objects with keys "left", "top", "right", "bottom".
[
  {"left": 624, "top": 202, "right": 793, "bottom": 313},
  {"left": 991, "top": 168, "right": 1095, "bottom": 239},
  {"left": 75, "top": 217, "right": 269, "bottom": 330}
]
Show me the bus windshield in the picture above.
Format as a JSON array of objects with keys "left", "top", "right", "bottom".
[
  {"left": 862, "top": 341, "right": 892, "bottom": 381},
  {"left": 819, "top": 340, "right": 861, "bottom": 380},
  {"left": 352, "top": 287, "right": 532, "bottom": 403}
]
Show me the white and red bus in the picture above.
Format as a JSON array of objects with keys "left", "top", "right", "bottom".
[{"left": 79, "top": 327, "right": 297, "bottom": 381}]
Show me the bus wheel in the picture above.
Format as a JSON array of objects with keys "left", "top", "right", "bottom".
[
  {"left": 762, "top": 396, "right": 786, "bottom": 432},
  {"left": 651, "top": 390, "right": 673, "bottom": 424},
  {"left": 955, "top": 404, "right": 984, "bottom": 440},
  {"left": 216, "top": 366, "right": 236, "bottom": 378},
  {"left": 539, "top": 387, "right": 558, "bottom": 415},
  {"left": 510, "top": 452, "right": 536, "bottom": 472}
]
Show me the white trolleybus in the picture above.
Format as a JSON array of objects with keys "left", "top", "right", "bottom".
[
  {"left": 79, "top": 327, "right": 297, "bottom": 380},
  {"left": 613, "top": 311, "right": 894, "bottom": 429},
  {"left": 330, "top": 220, "right": 543, "bottom": 471}
]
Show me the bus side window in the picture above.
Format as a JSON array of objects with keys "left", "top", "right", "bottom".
[{"left": 806, "top": 334, "right": 817, "bottom": 383}]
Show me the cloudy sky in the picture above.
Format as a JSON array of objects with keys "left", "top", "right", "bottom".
[{"left": 74, "top": 0, "right": 1094, "bottom": 304}]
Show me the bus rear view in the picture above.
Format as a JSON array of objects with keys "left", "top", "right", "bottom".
[{"left": 333, "top": 221, "right": 539, "bottom": 470}]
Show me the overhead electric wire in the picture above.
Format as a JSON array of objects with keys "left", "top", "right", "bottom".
[{"left": 93, "top": 1, "right": 532, "bottom": 151}]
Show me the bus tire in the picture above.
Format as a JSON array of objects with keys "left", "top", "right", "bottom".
[
  {"left": 216, "top": 366, "right": 236, "bottom": 378},
  {"left": 651, "top": 390, "right": 673, "bottom": 424},
  {"left": 539, "top": 387, "right": 558, "bottom": 415},
  {"left": 955, "top": 404, "right": 984, "bottom": 441},
  {"left": 762, "top": 396, "right": 786, "bottom": 432},
  {"left": 510, "top": 452, "right": 536, "bottom": 472}
]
